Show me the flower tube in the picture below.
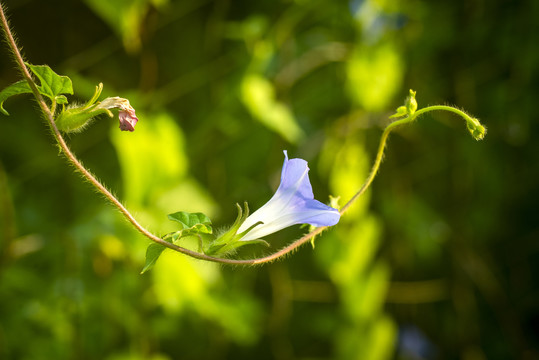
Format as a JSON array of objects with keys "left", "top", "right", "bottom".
[{"left": 238, "top": 151, "right": 340, "bottom": 241}]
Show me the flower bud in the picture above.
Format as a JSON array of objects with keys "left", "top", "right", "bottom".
[
  {"left": 54, "top": 84, "right": 139, "bottom": 133},
  {"left": 98, "top": 97, "right": 139, "bottom": 132},
  {"left": 55, "top": 105, "right": 110, "bottom": 133},
  {"left": 405, "top": 89, "right": 417, "bottom": 115},
  {"left": 390, "top": 90, "right": 418, "bottom": 119},
  {"left": 118, "top": 108, "right": 138, "bottom": 131},
  {"left": 466, "top": 118, "right": 486, "bottom": 140}
]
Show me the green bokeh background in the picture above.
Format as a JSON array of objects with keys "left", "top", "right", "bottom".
[{"left": 0, "top": 0, "right": 537, "bottom": 359}]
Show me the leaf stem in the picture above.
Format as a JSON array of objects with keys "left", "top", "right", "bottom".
[{"left": 50, "top": 99, "right": 57, "bottom": 117}]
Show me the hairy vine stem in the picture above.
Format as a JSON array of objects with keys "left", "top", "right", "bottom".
[{"left": 0, "top": 2, "right": 482, "bottom": 266}]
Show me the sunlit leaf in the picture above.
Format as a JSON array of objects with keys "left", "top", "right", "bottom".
[
  {"left": 330, "top": 216, "right": 381, "bottom": 285},
  {"left": 165, "top": 211, "right": 213, "bottom": 242},
  {"left": 0, "top": 63, "right": 72, "bottom": 115},
  {"left": 323, "top": 138, "right": 371, "bottom": 218},
  {"left": 140, "top": 242, "right": 167, "bottom": 274},
  {"left": 346, "top": 43, "right": 403, "bottom": 112},
  {"left": 142, "top": 211, "right": 212, "bottom": 274},
  {"left": 0, "top": 80, "right": 32, "bottom": 115},
  {"left": 83, "top": 0, "right": 164, "bottom": 53},
  {"left": 168, "top": 211, "right": 212, "bottom": 230},
  {"left": 26, "top": 63, "right": 73, "bottom": 100},
  {"left": 241, "top": 74, "right": 304, "bottom": 143},
  {"left": 356, "top": 262, "right": 390, "bottom": 320},
  {"left": 110, "top": 111, "right": 190, "bottom": 206},
  {"left": 152, "top": 249, "right": 218, "bottom": 313},
  {"left": 364, "top": 315, "right": 397, "bottom": 360},
  {"left": 55, "top": 95, "right": 68, "bottom": 105}
]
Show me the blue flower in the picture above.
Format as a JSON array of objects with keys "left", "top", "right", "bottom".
[{"left": 237, "top": 151, "right": 340, "bottom": 241}]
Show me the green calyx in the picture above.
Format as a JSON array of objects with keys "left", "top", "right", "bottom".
[
  {"left": 55, "top": 106, "right": 112, "bottom": 133},
  {"left": 466, "top": 117, "right": 486, "bottom": 141},
  {"left": 55, "top": 83, "right": 112, "bottom": 133},
  {"left": 204, "top": 202, "right": 268, "bottom": 256}
]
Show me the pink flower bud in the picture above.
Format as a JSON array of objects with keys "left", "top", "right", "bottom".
[
  {"left": 97, "top": 97, "right": 139, "bottom": 132},
  {"left": 118, "top": 108, "right": 139, "bottom": 132}
]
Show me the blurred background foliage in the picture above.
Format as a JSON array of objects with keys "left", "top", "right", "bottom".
[{"left": 0, "top": 0, "right": 538, "bottom": 359}]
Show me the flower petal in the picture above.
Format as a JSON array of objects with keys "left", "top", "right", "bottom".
[
  {"left": 118, "top": 109, "right": 138, "bottom": 132},
  {"left": 237, "top": 151, "right": 340, "bottom": 241},
  {"left": 277, "top": 150, "right": 314, "bottom": 201},
  {"left": 239, "top": 199, "right": 339, "bottom": 241},
  {"left": 97, "top": 97, "right": 139, "bottom": 132}
]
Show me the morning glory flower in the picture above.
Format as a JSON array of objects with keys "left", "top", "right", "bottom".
[{"left": 237, "top": 151, "right": 340, "bottom": 241}]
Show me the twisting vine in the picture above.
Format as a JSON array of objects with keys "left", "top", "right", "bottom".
[{"left": 0, "top": 3, "right": 485, "bottom": 269}]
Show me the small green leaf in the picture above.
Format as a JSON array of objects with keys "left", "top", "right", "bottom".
[
  {"left": 0, "top": 80, "right": 32, "bottom": 115},
  {"left": 241, "top": 74, "right": 305, "bottom": 144},
  {"left": 26, "top": 63, "right": 73, "bottom": 100},
  {"left": 165, "top": 211, "right": 212, "bottom": 243},
  {"left": 389, "top": 106, "right": 407, "bottom": 119},
  {"left": 140, "top": 243, "right": 166, "bottom": 274},
  {"left": 55, "top": 95, "right": 68, "bottom": 105},
  {"left": 168, "top": 211, "right": 212, "bottom": 229}
]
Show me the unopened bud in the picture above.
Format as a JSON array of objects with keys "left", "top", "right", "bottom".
[
  {"left": 54, "top": 84, "right": 139, "bottom": 133},
  {"left": 98, "top": 97, "right": 139, "bottom": 132},
  {"left": 55, "top": 105, "right": 110, "bottom": 133},
  {"left": 466, "top": 118, "right": 486, "bottom": 140},
  {"left": 405, "top": 89, "right": 417, "bottom": 115}
]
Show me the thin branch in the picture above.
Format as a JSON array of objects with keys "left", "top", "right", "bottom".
[
  {"left": 2, "top": 3, "right": 481, "bottom": 267},
  {"left": 0, "top": 0, "right": 378, "bottom": 266}
]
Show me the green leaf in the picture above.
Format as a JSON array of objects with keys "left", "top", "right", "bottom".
[
  {"left": 165, "top": 211, "right": 213, "bottom": 242},
  {"left": 168, "top": 212, "right": 212, "bottom": 231},
  {"left": 346, "top": 43, "right": 403, "bottom": 112},
  {"left": 26, "top": 63, "right": 73, "bottom": 100},
  {"left": 241, "top": 74, "right": 304, "bottom": 144},
  {"left": 0, "top": 80, "right": 32, "bottom": 115},
  {"left": 140, "top": 243, "right": 167, "bottom": 274},
  {"left": 55, "top": 95, "right": 68, "bottom": 105},
  {"left": 389, "top": 106, "right": 407, "bottom": 119},
  {"left": 84, "top": 0, "right": 158, "bottom": 53},
  {"left": 0, "top": 65, "right": 73, "bottom": 115},
  {"left": 149, "top": 212, "right": 212, "bottom": 268}
]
